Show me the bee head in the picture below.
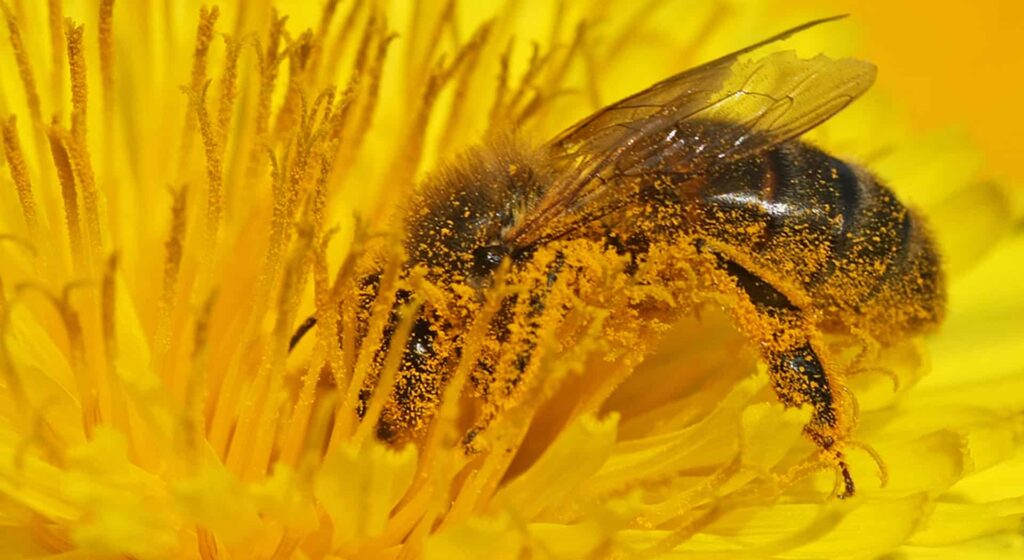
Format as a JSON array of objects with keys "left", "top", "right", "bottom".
[{"left": 405, "top": 137, "right": 548, "bottom": 288}]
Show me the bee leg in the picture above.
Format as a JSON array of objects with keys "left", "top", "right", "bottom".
[
  {"left": 715, "top": 256, "right": 854, "bottom": 498},
  {"left": 765, "top": 343, "right": 855, "bottom": 498},
  {"left": 288, "top": 315, "right": 318, "bottom": 351},
  {"left": 462, "top": 252, "right": 566, "bottom": 452},
  {"left": 376, "top": 315, "right": 440, "bottom": 442}
]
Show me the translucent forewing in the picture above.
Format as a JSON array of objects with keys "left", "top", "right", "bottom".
[{"left": 505, "top": 20, "right": 876, "bottom": 248}]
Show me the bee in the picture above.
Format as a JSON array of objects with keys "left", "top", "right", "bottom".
[{"left": 309, "top": 16, "right": 945, "bottom": 498}]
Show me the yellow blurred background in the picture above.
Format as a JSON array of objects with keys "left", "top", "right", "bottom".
[{"left": 801, "top": 0, "right": 1023, "bottom": 188}]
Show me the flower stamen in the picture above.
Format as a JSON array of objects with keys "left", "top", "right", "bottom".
[
  {"left": 46, "top": 126, "right": 84, "bottom": 272},
  {"left": 64, "top": 20, "right": 102, "bottom": 269},
  {"left": 2, "top": 2, "right": 42, "bottom": 125},
  {"left": 1, "top": 117, "right": 40, "bottom": 238},
  {"left": 98, "top": 0, "right": 115, "bottom": 133}
]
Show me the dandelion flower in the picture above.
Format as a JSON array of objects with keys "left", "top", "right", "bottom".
[{"left": 0, "top": 2, "right": 1020, "bottom": 559}]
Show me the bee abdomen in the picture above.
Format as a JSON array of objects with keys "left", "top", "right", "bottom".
[
  {"left": 803, "top": 161, "right": 906, "bottom": 294},
  {"left": 804, "top": 164, "right": 944, "bottom": 336},
  {"left": 851, "top": 204, "right": 944, "bottom": 336},
  {"left": 690, "top": 139, "right": 943, "bottom": 339},
  {"left": 694, "top": 143, "right": 862, "bottom": 285}
]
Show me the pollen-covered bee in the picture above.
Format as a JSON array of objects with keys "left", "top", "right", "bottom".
[{"left": 317, "top": 16, "right": 945, "bottom": 498}]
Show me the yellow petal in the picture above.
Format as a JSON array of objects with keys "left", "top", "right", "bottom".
[
  {"left": 494, "top": 413, "right": 618, "bottom": 521},
  {"left": 315, "top": 441, "right": 417, "bottom": 546},
  {"left": 424, "top": 512, "right": 524, "bottom": 560},
  {"left": 64, "top": 430, "right": 180, "bottom": 557},
  {"left": 172, "top": 461, "right": 260, "bottom": 548}
]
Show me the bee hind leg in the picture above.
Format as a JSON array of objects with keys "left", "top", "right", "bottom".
[
  {"left": 713, "top": 255, "right": 855, "bottom": 497},
  {"left": 766, "top": 343, "right": 855, "bottom": 498}
]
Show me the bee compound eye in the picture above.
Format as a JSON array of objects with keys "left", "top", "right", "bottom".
[{"left": 471, "top": 245, "right": 507, "bottom": 277}]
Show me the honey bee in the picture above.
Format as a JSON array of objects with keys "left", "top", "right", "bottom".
[{"left": 308, "top": 16, "right": 945, "bottom": 498}]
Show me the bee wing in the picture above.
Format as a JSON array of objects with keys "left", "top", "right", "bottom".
[{"left": 506, "top": 19, "right": 876, "bottom": 247}]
